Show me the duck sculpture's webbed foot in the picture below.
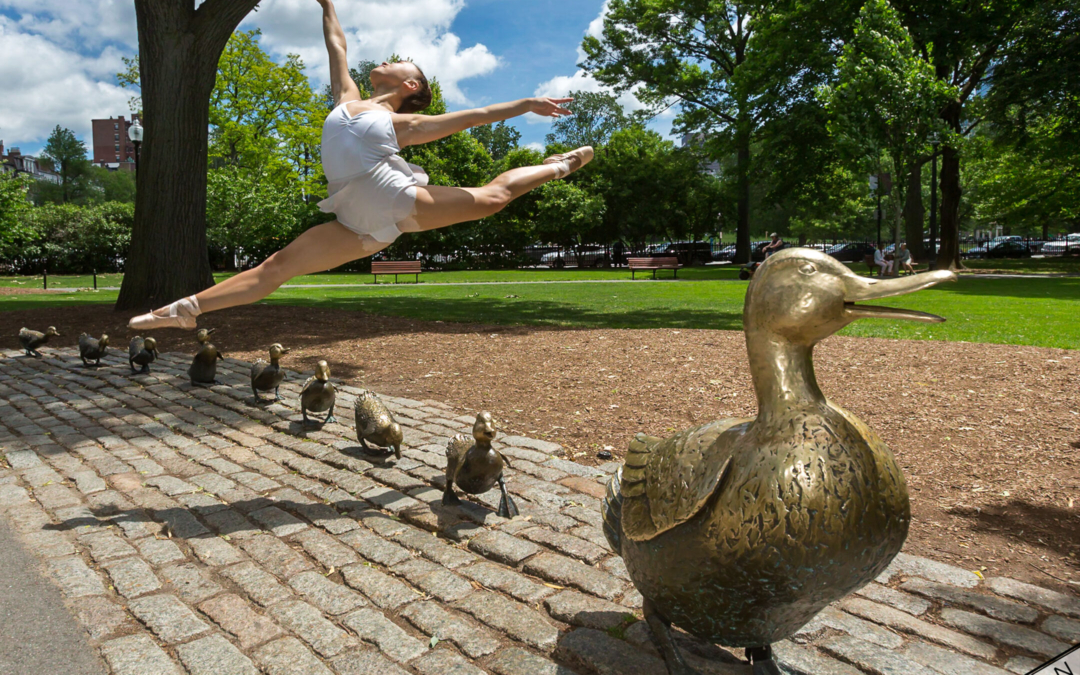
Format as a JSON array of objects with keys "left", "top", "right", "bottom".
[
  {"left": 274, "top": 386, "right": 282, "bottom": 401},
  {"left": 747, "top": 647, "right": 781, "bottom": 675},
  {"left": 324, "top": 414, "right": 337, "bottom": 426},
  {"left": 497, "top": 476, "right": 519, "bottom": 518},
  {"left": 644, "top": 599, "right": 701, "bottom": 675},
  {"left": 442, "top": 487, "right": 462, "bottom": 507}
]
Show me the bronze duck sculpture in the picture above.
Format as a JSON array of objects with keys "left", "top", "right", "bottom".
[
  {"left": 78, "top": 333, "right": 109, "bottom": 367},
  {"left": 443, "top": 411, "right": 518, "bottom": 518},
  {"left": 188, "top": 328, "right": 223, "bottom": 386},
  {"left": 602, "top": 248, "right": 956, "bottom": 675},
  {"left": 250, "top": 343, "right": 290, "bottom": 403},
  {"left": 300, "top": 360, "right": 337, "bottom": 427},
  {"left": 128, "top": 336, "right": 159, "bottom": 373},
  {"left": 354, "top": 390, "right": 403, "bottom": 459},
  {"left": 19, "top": 326, "right": 59, "bottom": 357}
]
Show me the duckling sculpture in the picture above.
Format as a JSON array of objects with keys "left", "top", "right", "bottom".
[
  {"left": 443, "top": 411, "right": 518, "bottom": 518},
  {"left": 250, "top": 343, "right": 290, "bottom": 403},
  {"left": 128, "top": 336, "right": 159, "bottom": 373},
  {"left": 354, "top": 390, "right": 403, "bottom": 459},
  {"left": 602, "top": 249, "right": 956, "bottom": 675},
  {"left": 18, "top": 326, "right": 59, "bottom": 357},
  {"left": 78, "top": 333, "right": 109, "bottom": 367},
  {"left": 188, "top": 328, "right": 223, "bottom": 386},
  {"left": 300, "top": 360, "right": 337, "bottom": 427}
]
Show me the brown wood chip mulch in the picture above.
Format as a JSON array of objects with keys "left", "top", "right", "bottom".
[{"left": 3, "top": 302, "right": 1078, "bottom": 593}]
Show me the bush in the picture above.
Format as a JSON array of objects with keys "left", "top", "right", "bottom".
[{"left": 2, "top": 202, "right": 133, "bottom": 274}]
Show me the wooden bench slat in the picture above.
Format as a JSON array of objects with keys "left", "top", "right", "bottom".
[
  {"left": 627, "top": 256, "right": 680, "bottom": 279},
  {"left": 371, "top": 260, "right": 422, "bottom": 284}
]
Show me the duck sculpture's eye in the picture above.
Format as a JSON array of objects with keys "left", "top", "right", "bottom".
[{"left": 799, "top": 263, "right": 817, "bottom": 276}]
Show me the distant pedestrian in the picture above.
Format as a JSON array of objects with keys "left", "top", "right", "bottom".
[
  {"left": 896, "top": 243, "right": 915, "bottom": 275},
  {"left": 874, "top": 243, "right": 893, "bottom": 276}
]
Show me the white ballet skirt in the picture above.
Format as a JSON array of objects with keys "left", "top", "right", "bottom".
[{"left": 318, "top": 105, "right": 429, "bottom": 244}]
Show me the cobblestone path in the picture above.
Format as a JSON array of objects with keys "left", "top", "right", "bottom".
[{"left": 1, "top": 347, "right": 1076, "bottom": 675}]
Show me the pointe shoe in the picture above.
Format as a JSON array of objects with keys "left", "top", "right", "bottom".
[
  {"left": 128, "top": 296, "right": 200, "bottom": 331},
  {"left": 544, "top": 146, "right": 594, "bottom": 178}
]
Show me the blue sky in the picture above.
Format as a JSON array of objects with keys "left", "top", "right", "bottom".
[{"left": 0, "top": 0, "right": 671, "bottom": 158}]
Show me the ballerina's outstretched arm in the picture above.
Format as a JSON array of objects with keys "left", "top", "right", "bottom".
[
  {"left": 318, "top": 0, "right": 362, "bottom": 106},
  {"left": 394, "top": 97, "right": 574, "bottom": 147}
]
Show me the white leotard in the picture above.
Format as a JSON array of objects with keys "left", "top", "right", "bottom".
[{"left": 317, "top": 104, "right": 429, "bottom": 244}]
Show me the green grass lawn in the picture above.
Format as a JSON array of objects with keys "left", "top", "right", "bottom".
[{"left": 4, "top": 275, "right": 1078, "bottom": 349}]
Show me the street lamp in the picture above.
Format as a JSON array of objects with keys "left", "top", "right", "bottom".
[
  {"left": 127, "top": 119, "right": 143, "bottom": 172},
  {"left": 928, "top": 132, "right": 940, "bottom": 267}
]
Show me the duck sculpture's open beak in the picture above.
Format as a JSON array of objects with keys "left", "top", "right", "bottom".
[{"left": 843, "top": 270, "right": 957, "bottom": 323}]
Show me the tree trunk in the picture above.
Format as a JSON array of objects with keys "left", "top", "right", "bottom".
[
  {"left": 116, "top": 0, "right": 260, "bottom": 311},
  {"left": 733, "top": 128, "right": 752, "bottom": 265},
  {"left": 903, "top": 161, "right": 925, "bottom": 262},
  {"left": 935, "top": 103, "right": 963, "bottom": 271}
]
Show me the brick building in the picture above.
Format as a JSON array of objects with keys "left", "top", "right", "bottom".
[{"left": 91, "top": 115, "right": 140, "bottom": 170}]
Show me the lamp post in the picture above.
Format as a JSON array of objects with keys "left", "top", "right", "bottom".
[
  {"left": 927, "top": 132, "right": 940, "bottom": 267},
  {"left": 127, "top": 119, "right": 143, "bottom": 173}
]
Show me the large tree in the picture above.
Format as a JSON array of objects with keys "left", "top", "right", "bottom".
[
  {"left": 544, "top": 90, "right": 640, "bottom": 149},
  {"left": 581, "top": 1, "right": 776, "bottom": 263},
  {"left": 115, "top": 0, "right": 262, "bottom": 311}
]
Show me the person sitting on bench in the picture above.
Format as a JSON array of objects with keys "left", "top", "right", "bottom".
[
  {"left": 896, "top": 243, "right": 915, "bottom": 275},
  {"left": 873, "top": 243, "right": 893, "bottom": 277}
]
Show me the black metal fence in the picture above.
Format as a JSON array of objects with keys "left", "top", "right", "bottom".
[{"left": 390, "top": 235, "right": 1079, "bottom": 270}]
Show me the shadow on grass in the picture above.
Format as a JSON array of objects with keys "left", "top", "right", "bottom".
[{"left": 260, "top": 294, "right": 745, "bottom": 332}]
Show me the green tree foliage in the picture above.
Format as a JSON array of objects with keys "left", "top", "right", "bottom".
[
  {"left": 0, "top": 173, "right": 33, "bottom": 255},
  {"left": 469, "top": 121, "right": 521, "bottom": 161},
  {"left": 40, "top": 126, "right": 91, "bottom": 203},
  {"left": 5, "top": 202, "right": 132, "bottom": 273},
  {"left": 544, "top": 90, "right": 641, "bottom": 148},
  {"left": 206, "top": 167, "right": 306, "bottom": 266},
  {"left": 822, "top": 0, "right": 953, "bottom": 250}
]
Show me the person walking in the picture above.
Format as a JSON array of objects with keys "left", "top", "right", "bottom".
[{"left": 130, "top": 0, "right": 592, "bottom": 330}]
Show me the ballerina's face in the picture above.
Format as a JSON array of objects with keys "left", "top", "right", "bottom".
[{"left": 370, "top": 61, "right": 423, "bottom": 93}]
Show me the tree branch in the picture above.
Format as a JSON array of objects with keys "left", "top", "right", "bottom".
[{"left": 194, "top": 0, "right": 262, "bottom": 60}]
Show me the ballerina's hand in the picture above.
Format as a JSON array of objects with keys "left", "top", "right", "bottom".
[{"left": 530, "top": 97, "right": 574, "bottom": 118}]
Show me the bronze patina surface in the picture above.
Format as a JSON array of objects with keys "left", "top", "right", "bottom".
[
  {"left": 18, "top": 326, "right": 59, "bottom": 358},
  {"left": 602, "top": 248, "right": 956, "bottom": 674},
  {"left": 443, "top": 411, "right": 519, "bottom": 518},
  {"left": 354, "top": 390, "right": 403, "bottom": 458},
  {"left": 250, "top": 343, "right": 290, "bottom": 403},
  {"left": 188, "top": 328, "right": 223, "bottom": 386},
  {"left": 128, "top": 336, "right": 159, "bottom": 373},
  {"left": 300, "top": 360, "right": 337, "bottom": 427},
  {"left": 77, "top": 333, "right": 109, "bottom": 367}
]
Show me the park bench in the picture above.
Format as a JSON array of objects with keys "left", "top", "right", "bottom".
[
  {"left": 629, "top": 256, "right": 681, "bottom": 280},
  {"left": 371, "top": 260, "right": 422, "bottom": 284},
  {"left": 863, "top": 253, "right": 927, "bottom": 276}
]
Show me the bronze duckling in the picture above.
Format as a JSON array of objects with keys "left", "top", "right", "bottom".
[
  {"left": 443, "top": 411, "right": 518, "bottom": 518},
  {"left": 19, "top": 326, "right": 59, "bottom": 357},
  {"left": 300, "top": 360, "right": 337, "bottom": 427},
  {"left": 78, "top": 333, "right": 109, "bottom": 367},
  {"left": 128, "top": 336, "right": 159, "bottom": 373},
  {"left": 250, "top": 343, "right": 290, "bottom": 403},
  {"left": 188, "top": 328, "right": 223, "bottom": 386},
  {"left": 602, "top": 248, "right": 956, "bottom": 675},
  {"left": 354, "top": 390, "right": 403, "bottom": 459}
]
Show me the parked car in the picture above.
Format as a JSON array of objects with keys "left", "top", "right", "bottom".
[
  {"left": 1041, "top": 234, "right": 1080, "bottom": 256},
  {"left": 654, "top": 241, "right": 714, "bottom": 265},
  {"left": 523, "top": 245, "right": 560, "bottom": 264},
  {"left": 963, "top": 241, "right": 1034, "bottom": 259},
  {"left": 825, "top": 242, "right": 876, "bottom": 262},
  {"left": 540, "top": 246, "right": 610, "bottom": 268},
  {"left": 712, "top": 244, "right": 738, "bottom": 262}
]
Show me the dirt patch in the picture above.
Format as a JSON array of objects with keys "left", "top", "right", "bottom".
[
  {"left": 0, "top": 287, "right": 66, "bottom": 296},
  {"left": 3, "top": 302, "right": 1079, "bottom": 592}
]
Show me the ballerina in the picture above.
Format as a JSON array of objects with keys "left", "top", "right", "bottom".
[{"left": 130, "top": 0, "right": 593, "bottom": 330}]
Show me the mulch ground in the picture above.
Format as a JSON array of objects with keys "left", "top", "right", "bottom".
[{"left": 3, "top": 302, "right": 1079, "bottom": 593}]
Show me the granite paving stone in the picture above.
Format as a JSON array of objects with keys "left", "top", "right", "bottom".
[
  {"left": 902, "top": 641, "right": 1014, "bottom": 675},
  {"left": 220, "top": 561, "right": 294, "bottom": 606},
  {"left": 454, "top": 590, "right": 560, "bottom": 651},
  {"left": 339, "top": 528, "right": 413, "bottom": 566},
  {"left": 467, "top": 529, "right": 542, "bottom": 566},
  {"left": 341, "top": 563, "right": 418, "bottom": 609},
  {"left": 460, "top": 561, "right": 556, "bottom": 603},
  {"left": 545, "top": 590, "right": 637, "bottom": 630},
  {"left": 1004, "top": 656, "right": 1044, "bottom": 674},
  {"left": 939, "top": 608, "right": 1069, "bottom": 658},
  {"left": 343, "top": 607, "right": 429, "bottom": 662},
  {"left": 80, "top": 531, "right": 139, "bottom": 561},
  {"left": 901, "top": 577, "right": 1039, "bottom": 624},
  {"left": 127, "top": 593, "right": 213, "bottom": 643},
  {"left": 820, "top": 635, "right": 939, "bottom": 675},
  {"left": 1041, "top": 614, "right": 1080, "bottom": 643},
  {"left": 160, "top": 562, "right": 223, "bottom": 603},
  {"left": 188, "top": 533, "right": 246, "bottom": 566},
  {"left": 238, "top": 534, "right": 313, "bottom": 577},
  {"left": 269, "top": 599, "right": 356, "bottom": 657},
  {"left": 70, "top": 596, "right": 139, "bottom": 640},
  {"left": 773, "top": 640, "right": 864, "bottom": 675},
  {"left": 985, "top": 576, "right": 1080, "bottom": 618},
  {"left": 855, "top": 582, "right": 931, "bottom": 616},
  {"left": 100, "top": 633, "right": 183, "bottom": 675},
  {"left": 176, "top": 634, "right": 260, "bottom": 675},
  {"left": 330, "top": 648, "right": 411, "bottom": 675},
  {"left": 133, "top": 536, "right": 187, "bottom": 566},
  {"left": 103, "top": 556, "right": 162, "bottom": 598},
  {"left": 411, "top": 648, "right": 488, "bottom": 675},
  {"left": 519, "top": 526, "right": 609, "bottom": 564},
  {"left": 557, "top": 628, "right": 668, "bottom": 675},
  {"left": 254, "top": 637, "right": 335, "bottom": 675},
  {"left": 840, "top": 597, "right": 996, "bottom": 659},
  {"left": 47, "top": 555, "right": 106, "bottom": 597},
  {"left": 292, "top": 527, "right": 360, "bottom": 568},
  {"left": 523, "top": 552, "right": 625, "bottom": 599},
  {"left": 250, "top": 505, "right": 309, "bottom": 536},
  {"left": 199, "top": 593, "right": 284, "bottom": 649},
  {"left": 288, "top": 570, "right": 367, "bottom": 615},
  {"left": 400, "top": 600, "right": 501, "bottom": 658},
  {"left": 488, "top": 647, "right": 584, "bottom": 675}
]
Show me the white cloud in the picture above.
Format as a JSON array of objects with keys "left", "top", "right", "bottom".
[
  {"left": 525, "top": 141, "right": 544, "bottom": 152},
  {"left": 0, "top": 15, "right": 131, "bottom": 147},
  {"left": 244, "top": 0, "right": 500, "bottom": 105}
]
